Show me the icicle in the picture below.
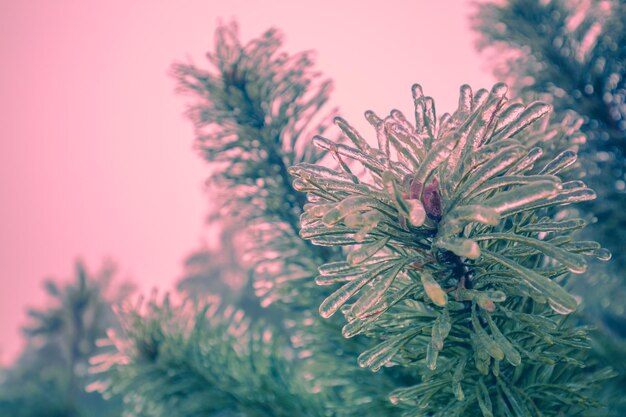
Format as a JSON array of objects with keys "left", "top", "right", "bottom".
[
  {"left": 412, "top": 84, "right": 425, "bottom": 133},
  {"left": 476, "top": 294, "right": 496, "bottom": 312},
  {"left": 390, "top": 108, "right": 409, "bottom": 126},
  {"left": 319, "top": 262, "right": 393, "bottom": 318},
  {"left": 437, "top": 237, "right": 481, "bottom": 259},
  {"left": 452, "top": 357, "right": 466, "bottom": 401},
  {"left": 472, "top": 333, "right": 491, "bottom": 375},
  {"left": 482, "top": 250, "right": 578, "bottom": 315},
  {"left": 431, "top": 309, "right": 451, "bottom": 351},
  {"left": 342, "top": 282, "right": 417, "bottom": 338},
  {"left": 448, "top": 145, "right": 524, "bottom": 209},
  {"left": 493, "top": 101, "right": 551, "bottom": 140},
  {"left": 364, "top": 110, "right": 383, "bottom": 128},
  {"left": 539, "top": 150, "right": 578, "bottom": 175},
  {"left": 423, "top": 97, "right": 437, "bottom": 140},
  {"left": 347, "top": 237, "right": 390, "bottom": 265},
  {"left": 518, "top": 218, "right": 586, "bottom": 233},
  {"left": 467, "top": 83, "right": 508, "bottom": 152},
  {"left": 318, "top": 257, "right": 393, "bottom": 276},
  {"left": 385, "top": 119, "right": 423, "bottom": 167},
  {"left": 412, "top": 132, "right": 459, "bottom": 188},
  {"left": 354, "top": 211, "right": 383, "bottom": 242},
  {"left": 457, "top": 84, "right": 473, "bottom": 115},
  {"left": 350, "top": 262, "right": 403, "bottom": 318},
  {"left": 472, "top": 304, "right": 504, "bottom": 361},
  {"left": 494, "top": 102, "right": 525, "bottom": 133},
  {"left": 334, "top": 116, "right": 371, "bottom": 152},
  {"left": 374, "top": 120, "right": 390, "bottom": 162},
  {"left": 357, "top": 329, "right": 418, "bottom": 371},
  {"left": 437, "top": 205, "right": 500, "bottom": 239},
  {"left": 313, "top": 135, "right": 386, "bottom": 174},
  {"left": 510, "top": 146, "right": 543, "bottom": 174},
  {"left": 406, "top": 199, "right": 426, "bottom": 227},
  {"left": 475, "top": 232, "right": 588, "bottom": 274},
  {"left": 420, "top": 271, "right": 448, "bottom": 307},
  {"left": 468, "top": 175, "right": 561, "bottom": 201},
  {"left": 483, "top": 312, "right": 521, "bottom": 366},
  {"left": 322, "top": 196, "right": 380, "bottom": 226},
  {"left": 382, "top": 171, "right": 410, "bottom": 216},
  {"left": 426, "top": 340, "right": 438, "bottom": 370},
  {"left": 483, "top": 181, "right": 561, "bottom": 216}
]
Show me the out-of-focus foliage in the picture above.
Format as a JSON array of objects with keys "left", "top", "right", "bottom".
[
  {"left": 473, "top": 0, "right": 625, "bottom": 153},
  {"left": 292, "top": 82, "right": 614, "bottom": 416},
  {"left": 473, "top": 1, "right": 626, "bottom": 413},
  {"left": 176, "top": 221, "right": 245, "bottom": 306},
  {"left": 0, "top": 261, "right": 132, "bottom": 417},
  {"left": 94, "top": 294, "right": 402, "bottom": 417},
  {"left": 176, "top": 221, "right": 286, "bottom": 331},
  {"left": 91, "top": 295, "right": 328, "bottom": 417},
  {"left": 172, "top": 21, "right": 339, "bottom": 308}
]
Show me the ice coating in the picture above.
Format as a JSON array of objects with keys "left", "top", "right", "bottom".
[{"left": 290, "top": 83, "right": 611, "bottom": 400}]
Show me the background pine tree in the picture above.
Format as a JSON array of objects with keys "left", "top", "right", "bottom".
[{"left": 0, "top": 261, "right": 132, "bottom": 417}]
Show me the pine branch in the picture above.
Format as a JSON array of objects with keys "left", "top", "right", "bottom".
[
  {"left": 291, "top": 82, "right": 614, "bottom": 416},
  {"left": 96, "top": 20, "right": 618, "bottom": 417},
  {"left": 171, "top": 21, "right": 338, "bottom": 307},
  {"left": 91, "top": 296, "right": 329, "bottom": 417}
]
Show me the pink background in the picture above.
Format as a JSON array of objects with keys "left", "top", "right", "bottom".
[{"left": 0, "top": 0, "right": 494, "bottom": 363}]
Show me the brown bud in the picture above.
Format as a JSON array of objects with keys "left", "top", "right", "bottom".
[{"left": 423, "top": 178, "right": 442, "bottom": 221}]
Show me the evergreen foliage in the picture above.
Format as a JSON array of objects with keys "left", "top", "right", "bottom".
[
  {"left": 91, "top": 295, "right": 328, "bottom": 417},
  {"left": 92, "top": 20, "right": 620, "bottom": 417},
  {"left": 471, "top": 0, "right": 626, "bottom": 316},
  {"left": 472, "top": 1, "right": 626, "bottom": 412},
  {"left": 4, "top": 2, "right": 625, "bottom": 415},
  {"left": 96, "top": 22, "right": 402, "bottom": 417},
  {"left": 0, "top": 261, "right": 131, "bottom": 417},
  {"left": 171, "top": 21, "right": 338, "bottom": 309},
  {"left": 291, "top": 82, "right": 614, "bottom": 416}
]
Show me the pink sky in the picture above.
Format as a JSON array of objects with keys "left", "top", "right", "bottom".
[{"left": 0, "top": 0, "right": 494, "bottom": 363}]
